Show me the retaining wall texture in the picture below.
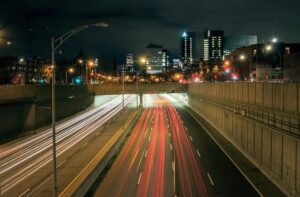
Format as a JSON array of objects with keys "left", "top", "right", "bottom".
[
  {"left": 0, "top": 85, "right": 94, "bottom": 140},
  {"left": 189, "top": 82, "right": 300, "bottom": 196},
  {"left": 92, "top": 83, "right": 188, "bottom": 95}
]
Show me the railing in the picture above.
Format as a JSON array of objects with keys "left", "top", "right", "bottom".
[{"left": 191, "top": 93, "right": 300, "bottom": 138}]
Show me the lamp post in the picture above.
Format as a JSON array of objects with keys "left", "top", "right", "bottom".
[
  {"left": 50, "top": 22, "right": 108, "bottom": 197},
  {"left": 265, "top": 44, "right": 283, "bottom": 80},
  {"left": 65, "top": 67, "right": 74, "bottom": 84},
  {"left": 135, "top": 58, "right": 146, "bottom": 109},
  {"left": 86, "top": 60, "right": 94, "bottom": 85}
]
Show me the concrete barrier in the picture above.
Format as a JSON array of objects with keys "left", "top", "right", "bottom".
[
  {"left": 0, "top": 85, "right": 94, "bottom": 141},
  {"left": 92, "top": 83, "right": 188, "bottom": 95},
  {"left": 189, "top": 82, "right": 300, "bottom": 196}
]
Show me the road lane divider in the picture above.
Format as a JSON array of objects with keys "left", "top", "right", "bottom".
[
  {"left": 59, "top": 110, "right": 139, "bottom": 197},
  {"left": 136, "top": 149, "right": 146, "bottom": 172},
  {"left": 190, "top": 136, "right": 193, "bottom": 141},
  {"left": 207, "top": 172, "right": 214, "bottom": 186},
  {"left": 137, "top": 172, "right": 143, "bottom": 185},
  {"left": 18, "top": 188, "right": 30, "bottom": 197},
  {"left": 57, "top": 160, "right": 66, "bottom": 168},
  {"left": 196, "top": 150, "right": 201, "bottom": 158}
]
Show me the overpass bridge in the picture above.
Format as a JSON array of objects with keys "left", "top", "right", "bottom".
[{"left": 0, "top": 83, "right": 187, "bottom": 140}]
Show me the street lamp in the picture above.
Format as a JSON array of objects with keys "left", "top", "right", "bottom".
[
  {"left": 86, "top": 60, "right": 94, "bottom": 84},
  {"left": 50, "top": 22, "right": 108, "bottom": 197},
  {"left": 239, "top": 54, "right": 246, "bottom": 61},
  {"left": 272, "top": 37, "right": 278, "bottom": 43},
  {"left": 135, "top": 57, "right": 147, "bottom": 108},
  {"left": 265, "top": 44, "right": 282, "bottom": 70},
  {"left": 66, "top": 67, "right": 74, "bottom": 84}
]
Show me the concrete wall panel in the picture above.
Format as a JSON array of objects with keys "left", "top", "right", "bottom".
[
  {"left": 261, "top": 128, "right": 271, "bottom": 171},
  {"left": 242, "top": 83, "right": 249, "bottom": 104},
  {"left": 271, "top": 132, "right": 283, "bottom": 181},
  {"left": 263, "top": 83, "right": 273, "bottom": 109},
  {"left": 249, "top": 83, "right": 256, "bottom": 104},
  {"left": 282, "top": 136, "right": 297, "bottom": 195},
  {"left": 273, "top": 83, "right": 284, "bottom": 111},
  {"left": 255, "top": 83, "right": 264, "bottom": 106},
  {"left": 247, "top": 121, "right": 255, "bottom": 156},
  {"left": 284, "top": 84, "right": 298, "bottom": 114},
  {"left": 254, "top": 124, "right": 262, "bottom": 164}
]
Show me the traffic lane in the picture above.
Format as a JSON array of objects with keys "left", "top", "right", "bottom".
[
  {"left": 166, "top": 103, "right": 208, "bottom": 196},
  {"left": 95, "top": 108, "right": 154, "bottom": 197},
  {"left": 0, "top": 96, "right": 134, "bottom": 195},
  {"left": 175, "top": 106, "right": 259, "bottom": 196},
  {"left": 137, "top": 103, "right": 173, "bottom": 197}
]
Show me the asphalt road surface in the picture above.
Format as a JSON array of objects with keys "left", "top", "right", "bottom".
[{"left": 95, "top": 94, "right": 258, "bottom": 197}]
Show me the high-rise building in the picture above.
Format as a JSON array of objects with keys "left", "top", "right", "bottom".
[
  {"left": 162, "top": 49, "right": 170, "bottom": 71},
  {"left": 203, "top": 30, "right": 210, "bottom": 61},
  {"left": 145, "top": 43, "right": 163, "bottom": 74},
  {"left": 181, "top": 32, "right": 195, "bottom": 66},
  {"left": 203, "top": 30, "right": 224, "bottom": 62},
  {"left": 209, "top": 30, "right": 224, "bottom": 61},
  {"left": 126, "top": 54, "right": 134, "bottom": 72}
]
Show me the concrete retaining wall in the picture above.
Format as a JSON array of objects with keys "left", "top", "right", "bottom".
[
  {"left": 189, "top": 82, "right": 300, "bottom": 196},
  {"left": 92, "top": 83, "right": 188, "bottom": 95},
  {"left": 0, "top": 85, "right": 94, "bottom": 141}
]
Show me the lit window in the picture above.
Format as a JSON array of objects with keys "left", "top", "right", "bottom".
[{"left": 285, "top": 47, "right": 290, "bottom": 54}]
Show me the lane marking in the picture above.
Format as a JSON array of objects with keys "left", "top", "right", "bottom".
[
  {"left": 190, "top": 136, "right": 193, "bottom": 141},
  {"left": 137, "top": 150, "right": 145, "bottom": 171},
  {"left": 18, "top": 188, "right": 30, "bottom": 197},
  {"left": 185, "top": 127, "right": 188, "bottom": 130},
  {"left": 149, "top": 132, "right": 152, "bottom": 141},
  {"left": 170, "top": 144, "right": 173, "bottom": 151},
  {"left": 172, "top": 161, "right": 175, "bottom": 173},
  {"left": 57, "top": 159, "right": 66, "bottom": 168},
  {"left": 81, "top": 142, "right": 88, "bottom": 148},
  {"left": 186, "top": 108, "right": 264, "bottom": 196},
  {"left": 145, "top": 150, "right": 148, "bottom": 158},
  {"left": 196, "top": 150, "right": 201, "bottom": 158},
  {"left": 26, "top": 176, "right": 51, "bottom": 196},
  {"left": 137, "top": 172, "right": 143, "bottom": 185},
  {"left": 168, "top": 132, "right": 171, "bottom": 137},
  {"left": 207, "top": 173, "right": 215, "bottom": 186}
]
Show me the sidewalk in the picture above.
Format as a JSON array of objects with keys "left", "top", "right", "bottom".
[{"left": 186, "top": 106, "right": 286, "bottom": 197}]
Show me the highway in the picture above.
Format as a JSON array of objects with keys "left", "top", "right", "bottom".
[
  {"left": 0, "top": 95, "right": 134, "bottom": 196},
  {"left": 96, "top": 94, "right": 259, "bottom": 197}
]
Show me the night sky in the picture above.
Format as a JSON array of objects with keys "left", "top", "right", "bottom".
[{"left": 0, "top": 0, "right": 299, "bottom": 70}]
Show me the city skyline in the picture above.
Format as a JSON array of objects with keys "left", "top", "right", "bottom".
[{"left": 0, "top": 0, "right": 300, "bottom": 69}]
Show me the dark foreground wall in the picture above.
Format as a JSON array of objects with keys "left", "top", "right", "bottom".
[
  {"left": 189, "top": 82, "right": 300, "bottom": 196},
  {"left": 0, "top": 85, "right": 94, "bottom": 141}
]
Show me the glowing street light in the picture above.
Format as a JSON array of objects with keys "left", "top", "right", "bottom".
[
  {"left": 266, "top": 45, "right": 273, "bottom": 51},
  {"left": 140, "top": 57, "right": 146, "bottom": 64},
  {"left": 239, "top": 55, "right": 246, "bottom": 60},
  {"left": 224, "top": 60, "right": 230, "bottom": 66},
  {"left": 66, "top": 67, "right": 75, "bottom": 84},
  {"left": 88, "top": 61, "right": 94, "bottom": 67},
  {"left": 272, "top": 37, "right": 278, "bottom": 43}
]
